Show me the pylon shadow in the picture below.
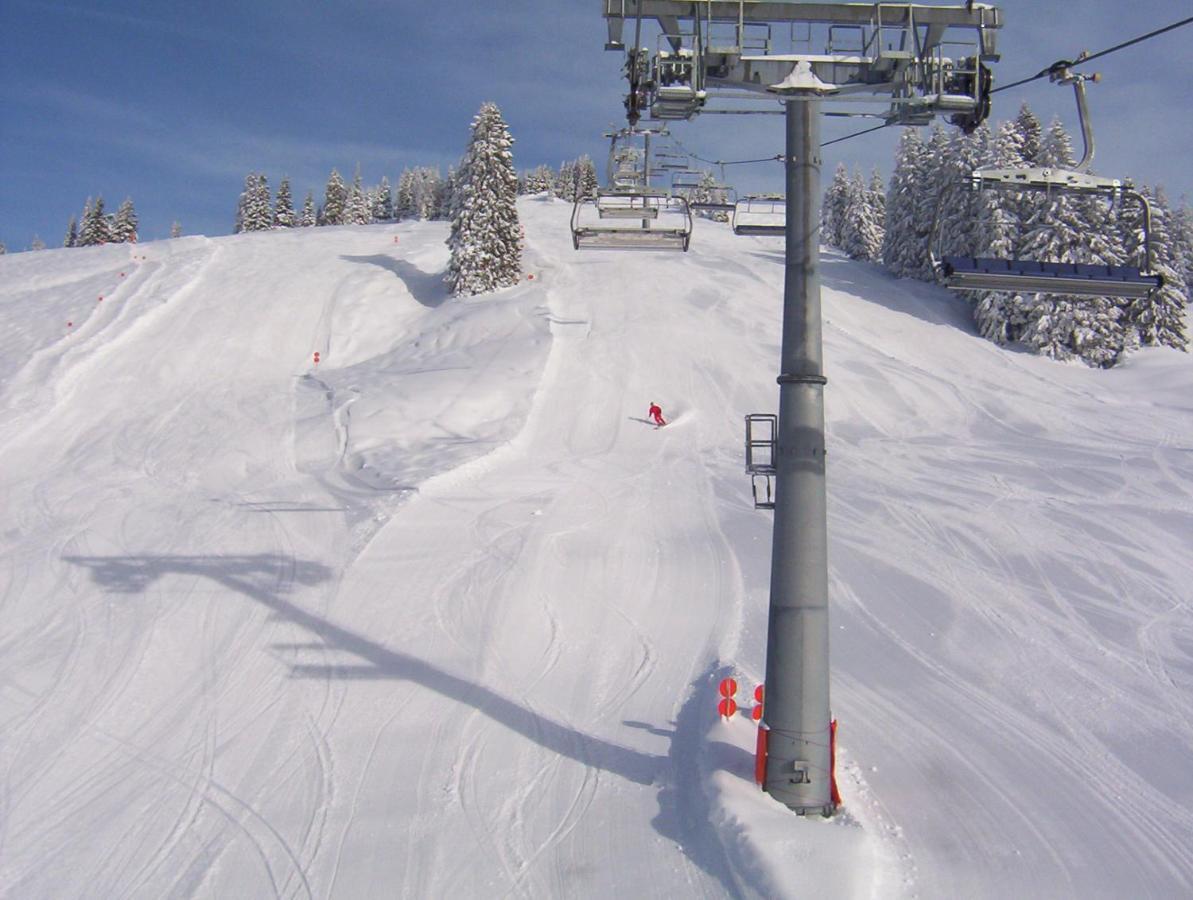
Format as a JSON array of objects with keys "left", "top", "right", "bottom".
[{"left": 65, "top": 552, "right": 744, "bottom": 894}]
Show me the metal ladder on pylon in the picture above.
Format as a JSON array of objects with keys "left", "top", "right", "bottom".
[{"left": 745, "top": 414, "right": 777, "bottom": 510}]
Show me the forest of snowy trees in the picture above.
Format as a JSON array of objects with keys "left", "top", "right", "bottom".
[{"left": 823, "top": 103, "right": 1191, "bottom": 367}]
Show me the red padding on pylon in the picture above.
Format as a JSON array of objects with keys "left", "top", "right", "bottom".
[
  {"left": 829, "top": 718, "right": 842, "bottom": 807},
  {"left": 754, "top": 726, "right": 768, "bottom": 787}
]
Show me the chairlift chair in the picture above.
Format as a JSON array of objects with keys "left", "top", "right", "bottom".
[
  {"left": 731, "top": 195, "right": 786, "bottom": 236},
  {"left": 933, "top": 69, "right": 1163, "bottom": 300},
  {"left": 572, "top": 190, "right": 693, "bottom": 251}
]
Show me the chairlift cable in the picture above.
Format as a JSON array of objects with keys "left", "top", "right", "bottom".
[
  {"left": 820, "top": 121, "right": 893, "bottom": 148},
  {"left": 991, "top": 14, "right": 1193, "bottom": 94}
]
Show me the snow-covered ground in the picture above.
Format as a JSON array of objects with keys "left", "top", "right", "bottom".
[{"left": 1, "top": 198, "right": 1191, "bottom": 898}]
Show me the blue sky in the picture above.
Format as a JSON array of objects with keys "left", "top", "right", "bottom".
[{"left": 2, "top": 1, "right": 1190, "bottom": 249}]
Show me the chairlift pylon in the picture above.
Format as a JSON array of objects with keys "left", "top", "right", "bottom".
[{"left": 932, "top": 69, "right": 1163, "bottom": 299}]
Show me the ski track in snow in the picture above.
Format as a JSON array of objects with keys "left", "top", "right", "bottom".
[{"left": 0, "top": 203, "right": 1191, "bottom": 898}]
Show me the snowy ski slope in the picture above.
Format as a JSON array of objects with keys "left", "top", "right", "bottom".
[{"left": 1, "top": 198, "right": 1191, "bottom": 898}]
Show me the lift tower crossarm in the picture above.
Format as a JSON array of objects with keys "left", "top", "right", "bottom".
[{"left": 603, "top": 1, "right": 1002, "bottom": 56}]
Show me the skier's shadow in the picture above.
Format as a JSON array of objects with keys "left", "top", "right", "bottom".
[{"left": 628, "top": 416, "right": 657, "bottom": 427}]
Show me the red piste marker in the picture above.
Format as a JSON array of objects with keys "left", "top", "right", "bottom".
[
  {"left": 718, "top": 677, "right": 737, "bottom": 698},
  {"left": 313, "top": 351, "right": 321, "bottom": 365},
  {"left": 718, "top": 697, "right": 737, "bottom": 719},
  {"left": 67, "top": 321, "right": 73, "bottom": 328}
]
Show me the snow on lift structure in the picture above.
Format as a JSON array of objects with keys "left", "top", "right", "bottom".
[
  {"left": 571, "top": 126, "right": 693, "bottom": 251},
  {"left": 732, "top": 194, "right": 785, "bottom": 236},
  {"left": 934, "top": 66, "right": 1162, "bottom": 299}
]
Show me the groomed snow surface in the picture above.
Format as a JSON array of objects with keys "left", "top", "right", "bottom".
[{"left": 1, "top": 198, "right": 1191, "bottom": 898}]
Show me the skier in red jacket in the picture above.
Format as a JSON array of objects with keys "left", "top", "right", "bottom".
[{"left": 648, "top": 401, "right": 666, "bottom": 427}]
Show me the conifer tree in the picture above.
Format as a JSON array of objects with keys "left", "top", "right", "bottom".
[
  {"left": 575, "top": 155, "right": 599, "bottom": 199},
  {"left": 372, "top": 176, "right": 393, "bottom": 221},
  {"left": 79, "top": 196, "right": 112, "bottom": 246},
  {"left": 348, "top": 166, "right": 371, "bottom": 224},
  {"left": 322, "top": 169, "right": 348, "bottom": 226},
  {"left": 395, "top": 169, "right": 416, "bottom": 220},
  {"left": 170, "top": 221, "right": 183, "bottom": 239},
  {"left": 235, "top": 174, "right": 272, "bottom": 231},
  {"left": 822, "top": 163, "right": 852, "bottom": 248},
  {"left": 1018, "top": 119, "right": 1128, "bottom": 366},
  {"left": 111, "top": 198, "right": 138, "bottom": 242},
  {"left": 882, "top": 128, "right": 932, "bottom": 277},
  {"left": 0, "top": 241, "right": 6, "bottom": 254},
  {"left": 446, "top": 102, "right": 522, "bottom": 297},
  {"left": 841, "top": 169, "right": 886, "bottom": 262},
  {"left": 433, "top": 167, "right": 456, "bottom": 220},
  {"left": 1171, "top": 199, "right": 1193, "bottom": 301},
  {"left": 1125, "top": 186, "right": 1187, "bottom": 351},
  {"left": 556, "top": 160, "right": 577, "bottom": 202},
  {"left": 234, "top": 175, "right": 252, "bottom": 233},
  {"left": 64, "top": 217, "right": 78, "bottom": 248},
  {"left": 301, "top": 192, "right": 316, "bottom": 227},
  {"left": 274, "top": 177, "right": 296, "bottom": 227},
  {"left": 971, "top": 119, "right": 1032, "bottom": 344},
  {"left": 415, "top": 168, "right": 441, "bottom": 219},
  {"left": 30, "top": 235, "right": 46, "bottom": 251},
  {"left": 523, "top": 165, "right": 554, "bottom": 196}
]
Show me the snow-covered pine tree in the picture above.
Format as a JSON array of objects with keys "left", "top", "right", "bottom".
[
  {"left": 30, "top": 235, "right": 46, "bottom": 251},
  {"left": 936, "top": 124, "right": 990, "bottom": 259},
  {"left": 64, "top": 216, "right": 78, "bottom": 248},
  {"left": 882, "top": 128, "right": 932, "bottom": 277},
  {"left": 576, "top": 156, "right": 599, "bottom": 199},
  {"left": 322, "top": 169, "right": 348, "bottom": 226},
  {"left": 111, "top": 198, "right": 138, "bottom": 242},
  {"left": 238, "top": 174, "right": 273, "bottom": 231},
  {"left": 170, "top": 221, "right": 182, "bottom": 239},
  {"left": 838, "top": 170, "right": 865, "bottom": 258},
  {"left": 1018, "top": 118, "right": 1128, "bottom": 366},
  {"left": 0, "top": 241, "right": 6, "bottom": 254},
  {"left": 822, "top": 163, "right": 851, "bottom": 248},
  {"left": 301, "top": 192, "right": 316, "bottom": 227},
  {"left": 274, "top": 177, "right": 296, "bottom": 227},
  {"left": 556, "top": 160, "right": 577, "bottom": 202},
  {"left": 433, "top": 167, "right": 456, "bottom": 220},
  {"left": 372, "top": 176, "right": 393, "bottom": 222},
  {"left": 523, "top": 164, "right": 554, "bottom": 196},
  {"left": 841, "top": 169, "right": 886, "bottom": 262},
  {"left": 901, "top": 124, "right": 950, "bottom": 281},
  {"left": 347, "top": 166, "right": 371, "bottom": 225},
  {"left": 970, "top": 119, "right": 1032, "bottom": 344},
  {"left": 79, "top": 198, "right": 93, "bottom": 241},
  {"left": 1125, "top": 186, "right": 1187, "bottom": 351},
  {"left": 395, "top": 169, "right": 416, "bottom": 220},
  {"left": 79, "top": 196, "right": 112, "bottom": 245},
  {"left": 693, "top": 171, "right": 731, "bottom": 222},
  {"left": 416, "top": 168, "right": 441, "bottom": 219},
  {"left": 1171, "top": 199, "right": 1193, "bottom": 303},
  {"left": 445, "top": 102, "right": 522, "bottom": 297},
  {"left": 234, "top": 174, "right": 252, "bottom": 232}
]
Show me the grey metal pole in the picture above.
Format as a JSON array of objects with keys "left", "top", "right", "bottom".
[{"left": 762, "top": 95, "right": 833, "bottom": 816}]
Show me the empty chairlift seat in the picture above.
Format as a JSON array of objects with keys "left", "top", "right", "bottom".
[
  {"left": 571, "top": 192, "right": 692, "bottom": 251},
  {"left": 732, "top": 196, "right": 785, "bottom": 236},
  {"left": 940, "top": 256, "right": 1163, "bottom": 299}
]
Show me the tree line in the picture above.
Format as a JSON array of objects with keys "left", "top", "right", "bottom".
[{"left": 822, "top": 103, "right": 1191, "bottom": 367}]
